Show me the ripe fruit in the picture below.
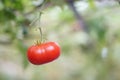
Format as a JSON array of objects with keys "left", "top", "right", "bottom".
[{"left": 27, "top": 42, "right": 60, "bottom": 65}]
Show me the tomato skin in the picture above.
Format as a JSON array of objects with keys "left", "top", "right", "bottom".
[{"left": 27, "top": 42, "right": 60, "bottom": 65}]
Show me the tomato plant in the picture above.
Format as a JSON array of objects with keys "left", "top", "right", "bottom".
[
  {"left": 27, "top": 42, "right": 61, "bottom": 65},
  {"left": 27, "top": 14, "right": 61, "bottom": 65}
]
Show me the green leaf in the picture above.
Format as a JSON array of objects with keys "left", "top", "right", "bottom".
[{"left": 0, "top": 9, "right": 15, "bottom": 22}]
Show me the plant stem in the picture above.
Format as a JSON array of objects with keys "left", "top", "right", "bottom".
[
  {"left": 38, "top": 12, "right": 43, "bottom": 43},
  {"left": 38, "top": 27, "right": 43, "bottom": 43}
]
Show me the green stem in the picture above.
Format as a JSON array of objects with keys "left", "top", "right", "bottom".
[
  {"left": 38, "top": 12, "right": 43, "bottom": 43},
  {"left": 38, "top": 27, "right": 43, "bottom": 43}
]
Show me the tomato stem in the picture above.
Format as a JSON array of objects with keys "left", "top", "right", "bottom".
[
  {"left": 38, "top": 12, "right": 43, "bottom": 43},
  {"left": 38, "top": 27, "right": 43, "bottom": 43}
]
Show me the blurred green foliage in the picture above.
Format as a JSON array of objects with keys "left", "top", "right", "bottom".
[
  {"left": 0, "top": 0, "right": 120, "bottom": 80},
  {"left": 0, "top": 0, "right": 23, "bottom": 22}
]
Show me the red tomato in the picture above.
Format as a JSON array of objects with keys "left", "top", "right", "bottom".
[{"left": 27, "top": 42, "right": 60, "bottom": 65}]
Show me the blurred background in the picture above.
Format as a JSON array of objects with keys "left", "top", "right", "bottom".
[{"left": 0, "top": 0, "right": 120, "bottom": 80}]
